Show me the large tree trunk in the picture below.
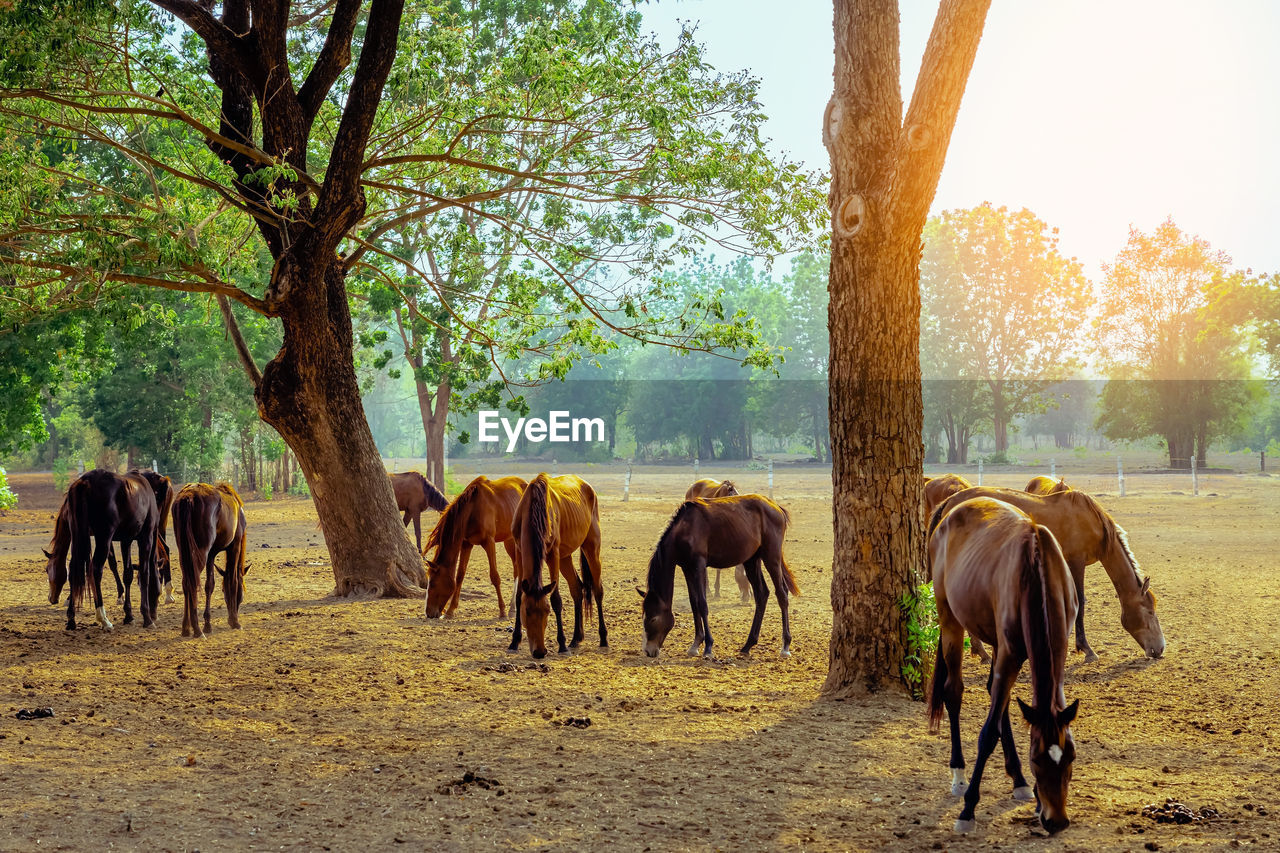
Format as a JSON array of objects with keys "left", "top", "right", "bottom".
[
  {"left": 991, "top": 379, "right": 1008, "bottom": 452},
  {"left": 411, "top": 373, "right": 449, "bottom": 489},
  {"left": 258, "top": 257, "right": 424, "bottom": 597},
  {"left": 824, "top": 0, "right": 990, "bottom": 697}
]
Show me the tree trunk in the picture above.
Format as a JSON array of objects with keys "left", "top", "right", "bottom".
[
  {"left": 411, "top": 373, "right": 449, "bottom": 489},
  {"left": 1165, "top": 430, "right": 1193, "bottom": 469},
  {"left": 991, "top": 379, "right": 1008, "bottom": 453},
  {"left": 258, "top": 256, "right": 424, "bottom": 597},
  {"left": 825, "top": 0, "right": 990, "bottom": 697}
]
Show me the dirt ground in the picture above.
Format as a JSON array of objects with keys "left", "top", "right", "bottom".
[{"left": 1, "top": 463, "right": 1278, "bottom": 852}]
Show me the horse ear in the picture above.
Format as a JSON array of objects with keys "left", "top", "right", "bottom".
[
  {"left": 1016, "top": 697, "right": 1036, "bottom": 725},
  {"left": 42, "top": 549, "right": 52, "bottom": 559},
  {"left": 1058, "top": 699, "right": 1080, "bottom": 727},
  {"left": 242, "top": 563, "right": 251, "bottom": 576},
  {"left": 635, "top": 586, "right": 646, "bottom": 600},
  {"left": 539, "top": 582, "right": 556, "bottom": 599},
  {"left": 1140, "top": 576, "right": 1151, "bottom": 596}
]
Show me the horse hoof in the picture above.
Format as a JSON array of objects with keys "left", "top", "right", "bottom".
[
  {"left": 779, "top": 648, "right": 792, "bottom": 659},
  {"left": 122, "top": 615, "right": 134, "bottom": 625},
  {"left": 953, "top": 818, "right": 976, "bottom": 834},
  {"left": 1013, "top": 786, "right": 1034, "bottom": 802},
  {"left": 181, "top": 628, "right": 191, "bottom": 638},
  {"left": 1083, "top": 651, "right": 1099, "bottom": 663},
  {"left": 950, "top": 781, "right": 969, "bottom": 797},
  {"left": 686, "top": 643, "right": 702, "bottom": 657}
]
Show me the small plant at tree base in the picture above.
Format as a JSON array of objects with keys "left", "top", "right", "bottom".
[
  {"left": 0, "top": 468, "right": 18, "bottom": 512},
  {"left": 900, "top": 581, "right": 940, "bottom": 700},
  {"left": 260, "top": 481, "right": 273, "bottom": 501}
]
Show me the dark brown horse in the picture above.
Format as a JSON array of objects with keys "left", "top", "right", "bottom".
[
  {"left": 61, "top": 469, "right": 168, "bottom": 630},
  {"left": 931, "top": 485, "right": 1165, "bottom": 662},
  {"left": 423, "top": 475, "right": 526, "bottom": 619},
  {"left": 390, "top": 471, "right": 449, "bottom": 551},
  {"left": 684, "top": 478, "right": 751, "bottom": 602},
  {"left": 1025, "top": 476, "right": 1069, "bottom": 495},
  {"left": 508, "top": 473, "right": 606, "bottom": 658},
  {"left": 172, "top": 482, "right": 248, "bottom": 637},
  {"left": 928, "top": 497, "right": 1081, "bottom": 835},
  {"left": 640, "top": 494, "right": 798, "bottom": 659}
]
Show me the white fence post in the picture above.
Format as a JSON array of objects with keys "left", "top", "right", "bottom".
[
  {"left": 977, "top": 458, "right": 983, "bottom": 486},
  {"left": 1049, "top": 457, "right": 1056, "bottom": 480},
  {"left": 623, "top": 465, "right": 632, "bottom": 502},
  {"left": 552, "top": 457, "right": 558, "bottom": 477},
  {"left": 1191, "top": 456, "right": 1198, "bottom": 496},
  {"left": 768, "top": 458, "right": 774, "bottom": 500},
  {"left": 1117, "top": 457, "right": 1125, "bottom": 497},
  {"left": 694, "top": 457, "right": 699, "bottom": 480},
  {"left": 152, "top": 458, "right": 159, "bottom": 474}
]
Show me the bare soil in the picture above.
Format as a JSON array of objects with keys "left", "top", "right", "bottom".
[{"left": 1, "top": 465, "right": 1278, "bottom": 852}]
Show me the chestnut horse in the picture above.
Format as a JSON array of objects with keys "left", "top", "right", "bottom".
[
  {"left": 423, "top": 475, "right": 527, "bottom": 619},
  {"left": 1025, "top": 476, "right": 1069, "bottom": 495},
  {"left": 931, "top": 486, "right": 1165, "bottom": 662},
  {"left": 928, "top": 497, "right": 1081, "bottom": 835},
  {"left": 389, "top": 471, "right": 449, "bottom": 551},
  {"left": 922, "top": 473, "right": 973, "bottom": 520},
  {"left": 641, "top": 495, "right": 798, "bottom": 659},
  {"left": 61, "top": 469, "right": 168, "bottom": 630},
  {"left": 171, "top": 482, "right": 248, "bottom": 637},
  {"left": 507, "top": 474, "right": 606, "bottom": 658},
  {"left": 684, "top": 478, "right": 751, "bottom": 602}
]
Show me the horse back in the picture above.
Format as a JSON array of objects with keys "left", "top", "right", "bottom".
[{"left": 935, "top": 486, "right": 1103, "bottom": 566}]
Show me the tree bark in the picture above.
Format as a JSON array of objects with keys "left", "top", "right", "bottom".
[
  {"left": 991, "top": 379, "right": 1008, "bottom": 452},
  {"left": 825, "top": 0, "right": 991, "bottom": 697}
]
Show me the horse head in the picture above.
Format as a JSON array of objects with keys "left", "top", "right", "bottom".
[
  {"left": 1119, "top": 575, "right": 1165, "bottom": 658},
  {"left": 639, "top": 585, "right": 674, "bottom": 658},
  {"left": 519, "top": 578, "right": 556, "bottom": 659},
  {"left": 1018, "top": 697, "right": 1079, "bottom": 835},
  {"left": 423, "top": 557, "right": 456, "bottom": 619},
  {"left": 43, "top": 547, "right": 66, "bottom": 605}
]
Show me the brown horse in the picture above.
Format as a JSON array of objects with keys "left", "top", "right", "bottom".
[
  {"left": 684, "top": 478, "right": 751, "bottom": 602},
  {"left": 508, "top": 473, "right": 606, "bottom": 658},
  {"left": 1025, "top": 476, "right": 1069, "bottom": 495},
  {"left": 931, "top": 486, "right": 1165, "bottom": 662},
  {"left": 171, "top": 482, "right": 248, "bottom": 638},
  {"left": 928, "top": 497, "right": 1081, "bottom": 835},
  {"left": 61, "top": 469, "right": 168, "bottom": 630},
  {"left": 640, "top": 494, "right": 799, "bottom": 659},
  {"left": 389, "top": 471, "right": 449, "bottom": 551},
  {"left": 923, "top": 473, "right": 974, "bottom": 520},
  {"left": 423, "top": 475, "right": 527, "bottom": 619}
]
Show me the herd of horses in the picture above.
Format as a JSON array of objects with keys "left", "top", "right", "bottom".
[{"left": 38, "top": 465, "right": 1167, "bottom": 837}]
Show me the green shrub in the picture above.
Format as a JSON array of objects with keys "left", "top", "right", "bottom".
[
  {"left": 0, "top": 468, "right": 18, "bottom": 512},
  {"left": 900, "top": 581, "right": 940, "bottom": 700},
  {"left": 52, "top": 458, "right": 71, "bottom": 492},
  {"left": 260, "top": 480, "right": 273, "bottom": 501}
]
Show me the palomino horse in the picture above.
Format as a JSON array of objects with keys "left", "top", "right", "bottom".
[
  {"left": 684, "top": 478, "right": 751, "bottom": 602},
  {"left": 928, "top": 497, "right": 1081, "bottom": 835},
  {"left": 423, "top": 475, "right": 527, "bottom": 619},
  {"left": 61, "top": 469, "right": 168, "bottom": 630},
  {"left": 931, "top": 486, "right": 1165, "bottom": 661},
  {"left": 171, "top": 482, "right": 248, "bottom": 637},
  {"left": 922, "top": 473, "right": 973, "bottom": 520},
  {"left": 389, "top": 471, "right": 449, "bottom": 551},
  {"left": 508, "top": 473, "right": 606, "bottom": 658},
  {"left": 1025, "top": 476, "right": 1069, "bottom": 495},
  {"left": 641, "top": 494, "right": 798, "bottom": 659}
]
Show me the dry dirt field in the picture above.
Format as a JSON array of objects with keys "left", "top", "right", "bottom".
[{"left": 1, "top": 463, "right": 1278, "bottom": 852}]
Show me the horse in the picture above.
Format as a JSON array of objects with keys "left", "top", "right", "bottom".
[
  {"left": 423, "top": 475, "right": 527, "bottom": 619},
  {"left": 640, "top": 494, "right": 799, "bottom": 659},
  {"left": 507, "top": 473, "right": 606, "bottom": 658},
  {"left": 927, "top": 496, "right": 1081, "bottom": 835},
  {"left": 171, "top": 481, "right": 248, "bottom": 637},
  {"left": 922, "top": 473, "right": 973, "bottom": 520},
  {"left": 1025, "top": 476, "right": 1069, "bottom": 495},
  {"left": 684, "top": 478, "right": 751, "bottom": 602},
  {"left": 389, "top": 471, "right": 449, "bottom": 551},
  {"left": 931, "top": 485, "right": 1165, "bottom": 662},
  {"left": 61, "top": 469, "right": 167, "bottom": 630}
]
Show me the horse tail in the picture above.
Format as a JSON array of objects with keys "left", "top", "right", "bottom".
[
  {"left": 926, "top": 638, "right": 948, "bottom": 735},
  {"left": 578, "top": 550, "right": 594, "bottom": 622},
  {"left": 1019, "top": 522, "right": 1057, "bottom": 708},
  {"left": 421, "top": 473, "right": 449, "bottom": 513},
  {"left": 779, "top": 554, "right": 800, "bottom": 596},
  {"left": 66, "top": 478, "right": 91, "bottom": 613}
]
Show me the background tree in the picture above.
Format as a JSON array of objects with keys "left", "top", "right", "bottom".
[
  {"left": 920, "top": 203, "right": 1090, "bottom": 454},
  {"left": 825, "top": 0, "right": 991, "bottom": 696}
]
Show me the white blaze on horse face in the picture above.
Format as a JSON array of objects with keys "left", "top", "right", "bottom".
[
  {"left": 95, "top": 605, "right": 114, "bottom": 631},
  {"left": 1048, "top": 744, "right": 1063, "bottom": 764}
]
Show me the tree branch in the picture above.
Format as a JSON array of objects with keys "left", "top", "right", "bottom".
[
  {"left": 217, "top": 294, "right": 264, "bottom": 387},
  {"left": 298, "top": 0, "right": 362, "bottom": 126}
]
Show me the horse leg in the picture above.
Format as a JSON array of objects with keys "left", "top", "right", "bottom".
[
  {"left": 412, "top": 511, "right": 422, "bottom": 553},
  {"left": 447, "top": 543, "right": 474, "bottom": 618},
  {"left": 560, "top": 555, "right": 584, "bottom": 648},
  {"left": 1069, "top": 559, "right": 1096, "bottom": 662},
  {"left": 90, "top": 532, "right": 113, "bottom": 630},
  {"left": 203, "top": 552, "right": 216, "bottom": 634},
  {"left": 108, "top": 546, "right": 124, "bottom": 604},
  {"left": 762, "top": 548, "right": 793, "bottom": 657},
  {"left": 582, "top": 533, "right": 607, "bottom": 648},
  {"left": 983, "top": 659, "right": 1032, "bottom": 799},
  {"left": 955, "top": 655, "right": 1019, "bottom": 833},
  {"left": 550, "top": 585, "right": 568, "bottom": 654},
  {"left": 138, "top": 534, "right": 158, "bottom": 628},
  {"left": 936, "top": 623, "right": 968, "bottom": 796},
  {"left": 120, "top": 541, "right": 135, "bottom": 625},
  {"left": 681, "top": 561, "right": 710, "bottom": 657},
  {"left": 507, "top": 584, "right": 523, "bottom": 653},
  {"left": 736, "top": 564, "right": 751, "bottom": 604},
  {"left": 223, "top": 546, "right": 242, "bottom": 630},
  {"left": 481, "top": 540, "right": 505, "bottom": 618},
  {"left": 739, "top": 556, "right": 769, "bottom": 657},
  {"left": 969, "top": 634, "right": 992, "bottom": 663},
  {"left": 712, "top": 566, "right": 721, "bottom": 599}
]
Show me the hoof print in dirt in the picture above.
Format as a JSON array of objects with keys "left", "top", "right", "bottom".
[
  {"left": 435, "top": 771, "right": 503, "bottom": 796},
  {"left": 1141, "top": 799, "right": 1221, "bottom": 824},
  {"left": 482, "top": 662, "right": 549, "bottom": 674},
  {"left": 15, "top": 707, "right": 54, "bottom": 720},
  {"left": 552, "top": 715, "right": 592, "bottom": 729}
]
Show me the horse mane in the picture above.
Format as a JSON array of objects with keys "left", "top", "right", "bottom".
[
  {"left": 646, "top": 501, "right": 701, "bottom": 592},
  {"left": 425, "top": 477, "right": 481, "bottom": 559},
  {"left": 1020, "top": 524, "right": 1057, "bottom": 711},
  {"left": 522, "top": 474, "right": 550, "bottom": 585},
  {"left": 408, "top": 471, "right": 449, "bottom": 512},
  {"left": 1065, "top": 489, "right": 1144, "bottom": 582},
  {"left": 718, "top": 479, "right": 739, "bottom": 496}
]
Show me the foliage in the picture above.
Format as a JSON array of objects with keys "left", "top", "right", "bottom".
[
  {"left": 0, "top": 467, "right": 17, "bottom": 511},
  {"left": 900, "top": 582, "right": 939, "bottom": 700}
]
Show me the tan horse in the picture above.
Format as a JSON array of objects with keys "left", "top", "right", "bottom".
[
  {"left": 389, "top": 471, "right": 448, "bottom": 551},
  {"left": 931, "top": 486, "right": 1165, "bottom": 662},
  {"left": 171, "top": 482, "right": 248, "bottom": 638},
  {"left": 508, "top": 474, "right": 606, "bottom": 658},
  {"left": 928, "top": 497, "right": 1081, "bottom": 835},
  {"left": 1025, "top": 476, "right": 1069, "bottom": 495},
  {"left": 923, "top": 473, "right": 973, "bottom": 520},
  {"left": 423, "top": 475, "right": 526, "bottom": 619},
  {"left": 684, "top": 478, "right": 751, "bottom": 602}
]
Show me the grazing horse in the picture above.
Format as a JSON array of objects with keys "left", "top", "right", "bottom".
[
  {"left": 389, "top": 471, "right": 449, "bottom": 551},
  {"left": 423, "top": 475, "right": 527, "bottom": 619},
  {"left": 1025, "top": 476, "right": 1069, "bottom": 495},
  {"left": 62, "top": 469, "right": 166, "bottom": 630},
  {"left": 44, "top": 498, "right": 173, "bottom": 614},
  {"left": 171, "top": 482, "right": 248, "bottom": 637},
  {"left": 684, "top": 479, "right": 751, "bottom": 602},
  {"left": 927, "top": 497, "right": 1081, "bottom": 835},
  {"left": 507, "top": 474, "right": 606, "bottom": 659},
  {"left": 922, "top": 473, "right": 973, "bottom": 520},
  {"left": 931, "top": 486, "right": 1165, "bottom": 662},
  {"left": 640, "top": 495, "right": 799, "bottom": 659}
]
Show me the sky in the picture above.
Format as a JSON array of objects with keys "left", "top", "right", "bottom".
[{"left": 642, "top": 0, "right": 1280, "bottom": 277}]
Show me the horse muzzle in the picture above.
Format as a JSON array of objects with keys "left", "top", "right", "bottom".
[
  {"left": 643, "top": 644, "right": 660, "bottom": 658},
  {"left": 1039, "top": 813, "right": 1069, "bottom": 835}
]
